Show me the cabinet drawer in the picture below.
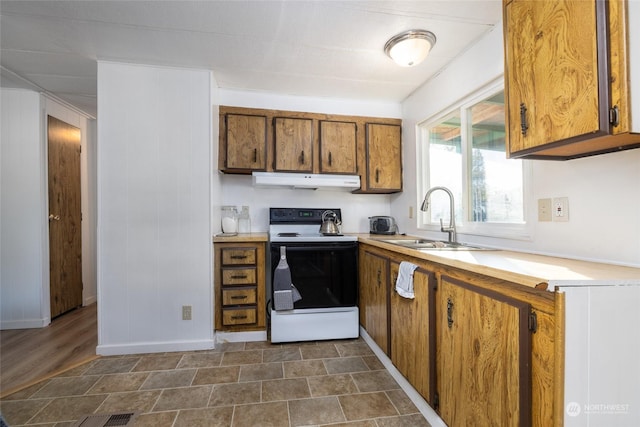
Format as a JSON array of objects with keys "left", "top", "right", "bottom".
[
  {"left": 222, "top": 268, "right": 256, "bottom": 285},
  {"left": 221, "top": 248, "right": 256, "bottom": 265},
  {"left": 222, "top": 308, "right": 257, "bottom": 326},
  {"left": 222, "top": 288, "right": 257, "bottom": 306}
]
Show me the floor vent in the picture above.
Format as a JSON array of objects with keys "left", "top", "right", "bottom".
[{"left": 72, "top": 412, "right": 139, "bottom": 427}]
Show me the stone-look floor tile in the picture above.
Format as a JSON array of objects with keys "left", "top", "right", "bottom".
[
  {"left": 32, "top": 376, "right": 100, "bottom": 398},
  {"left": 351, "top": 370, "right": 400, "bottom": 392},
  {"left": 140, "top": 369, "right": 196, "bottom": 390},
  {"left": 29, "top": 395, "right": 108, "bottom": 424},
  {"left": 174, "top": 406, "right": 234, "bottom": 427},
  {"left": 84, "top": 357, "right": 140, "bottom": 375},
  {"left": 177, "top": 352, "right": 223, "bottom": 368},
  {"left": 55, "top": 362, "right": 93, "bottom": 378},
  {"left": 339, "top": 392, "right": 398, "bottom": 420},
  {"left": 308, "top": 374, "right": 358, "bottom": 397},
  {"left": 152, "top": 385, "right": 212, "bottom": 411},
  {"left": 134, "top": 411, "right": 178, "bottom": 427},
  {"left": 192, "top": 366, "right": 239, "bottom": 385},
  {"left": 263, "top": 347, "right": 302, "bottom": 363},
  {"left": 244, "top": 341, "right": 274, "bottom": 350},
  {"left": 2, "top": 381, "right": 47, "bottom": 400},
  {"left": 96, "top": 390, "right": 161, "bottom": 414},
  {"left": 87, "top": 372, "right": 149, "bottom": 394},
  {"left": 288, "top": 396, "right": 346, "bottom": 426},
  {"left": 375, "top": 413, "right": 432, "bottom": 427},
  {"left": 324, "top": 356, "right": 370, "bottom": 374},
  {"left": 214, "top": 341, "right": 245, "bottom": 352},
  {"left": 220, "top": 350, "right": 263, "bottom": 366},
  {"left": 319, "top": 421, "right": 377, "bottom": 427},
  {"left": 132, "top": 354, "right": 183, "bottom": 372},
  {"left": 385, "top": 389, "right": 420, "bottom": 415},
  {"left": 0, "top": 398, "right": 52, "bottom": 425},
  {"left": 300, "top": 344, "right": 340, "bottom": 360},
  {"left": 336, "top": 341, "right": 375, "bottom": 357},
  {"left": 238, "top": 362, "right": 283, "bottom": 382},
  {"left": 261, "top": 378, "right": 310, "bottom": 401},
  {"left": 208, "top": 381, "right": 261, "bottom": 407},
  {"left": 231, "top": 401, "right": 290, "bottom": 427},
  {"left": 362, "top": 355, "right": 385, "bottom": 370},
  {"left": 283, "top": 359, "right": 327, "bottom": 378}
]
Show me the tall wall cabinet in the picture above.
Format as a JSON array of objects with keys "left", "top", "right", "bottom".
[
  {"left": 503, "top": 0, "right": 640, "bottom": 159},
  {"left": 218, "top": 106, "right": 402, "bottom": 193}
]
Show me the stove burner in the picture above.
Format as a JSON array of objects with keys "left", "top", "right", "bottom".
[{"left": 277, "top": 232, "right": 300, "bottom": 237}]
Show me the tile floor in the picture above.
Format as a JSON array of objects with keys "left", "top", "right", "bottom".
[{"left": 0, "top": 338, "right": 432, "bottom": 426}]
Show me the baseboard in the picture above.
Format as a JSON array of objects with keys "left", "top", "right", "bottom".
[
  {"left": 96, "top": 339, "right": 215, "bottom": 356},
  {"left": 0, "top": 317, "right": 50, "bottom": 330},
  {"left": 215, "top": 330, "right": 268, "bottom": 344},
  {"left": 359, "top": 327, "right": 447, "bottom": 427}
]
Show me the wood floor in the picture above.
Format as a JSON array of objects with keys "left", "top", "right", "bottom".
[{"left": 0, "top": 303, "right": 98, "bottom": 398}]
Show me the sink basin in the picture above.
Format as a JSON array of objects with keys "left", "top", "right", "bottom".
[{"left": 381, "top": 239, "right": 493, "bottom": 251}]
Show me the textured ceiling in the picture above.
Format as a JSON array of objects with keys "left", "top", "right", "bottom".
[{"left": 0, "top": 1, "right": 502, "bottom": 117}]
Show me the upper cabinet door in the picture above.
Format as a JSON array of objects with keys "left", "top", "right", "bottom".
[
  {"left": 273, "top": 117, "right": 313, "bottom": 172},
  {"left": 319, "top": 120, "right": 357, "bottom": 174},
  {"left": 365, "top": 123, "right": 402, "bottom": 192},
  {"left": 223, "top": 113, "right": 267, "bottom": 172}
]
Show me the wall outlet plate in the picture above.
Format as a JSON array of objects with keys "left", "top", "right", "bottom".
[
  {"left": 182, "top": 305, "right": 192, "bottom": 320},
  {"left": 552, "top": 197, "right": 569, "bottom": 222}
]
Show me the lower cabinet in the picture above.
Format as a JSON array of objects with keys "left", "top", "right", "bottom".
[
  {"left": 437, "top": 275, "right": 533, "bottom": 427},
  {"left": 214, "top": 241, "right": 266, "bottom": 332},
  {"left": 358, "top": 243, "right": 555, "bottom": 427}
]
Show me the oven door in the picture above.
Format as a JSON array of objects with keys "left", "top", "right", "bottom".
[{"left": 270, "top": 241, "right": 358, "bottom": 309}]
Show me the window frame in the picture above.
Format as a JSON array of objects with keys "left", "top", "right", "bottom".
[{"left": 416, "top": 78, "right": 533, "bottom": 241}]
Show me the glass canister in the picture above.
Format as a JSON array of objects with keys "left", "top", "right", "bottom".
[
  {"left": 238, "top": 206, "right": 251, "bottom": 233},
  {"left": 221, "top": 206, "right": 238, "bottom": 234}
]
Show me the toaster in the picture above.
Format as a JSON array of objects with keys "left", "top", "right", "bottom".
[{"left": 369, "top": 216, "right": 398, "bottom": 235}]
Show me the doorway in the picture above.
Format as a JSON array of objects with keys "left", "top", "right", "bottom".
[{"left": 47, "top": 115, "right": 83, "bottom": 319}]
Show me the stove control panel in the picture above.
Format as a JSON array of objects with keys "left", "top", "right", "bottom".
[{"left": 269, "top": 208, "right": 342, "bottom": 224}]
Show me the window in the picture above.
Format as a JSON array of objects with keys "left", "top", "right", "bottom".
[{"left": 417, "top": 80, "right": 530, "bottom": 239}]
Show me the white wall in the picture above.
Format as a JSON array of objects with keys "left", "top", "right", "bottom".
[
  {"left": 97, "top": 62, "right": 213, "bottom": 355},
  {"left": 1, "top": 88, "right": 95, "bottom": 329},
  {"left": 217, "top": 90, "right": 401, "bottom": 233},
  {"left": 398, "top": 24, "right": 640, "bottom": 267}
]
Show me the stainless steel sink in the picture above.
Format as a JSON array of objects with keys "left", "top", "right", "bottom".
[{"left": 381, "top": 239, "right": 493, "bottom": 251}]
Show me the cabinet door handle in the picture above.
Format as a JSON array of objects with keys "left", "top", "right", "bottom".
[
  {"left": 253, "top": 148, "right": 257, "bottom": 163},
  {"left": 447, "top": 298, "right": 454, "bottom": 328},
  {"left": 519, "top": 103, "right": 529, "bottom": 136},
  {"left": 376, "top": 270, "right": 381, "bottom": 286},
  {"left": 299, "top": 150, "right": 305, "bottom": 164},
  {"left": 231, "top": 295, "right": 248, "bottom": 300},
  {"left": 328, "top": 151, "right": 332, "bottom": 166},
  {"left": 231, "top": 275, "right": 248, "bottom": 279},
  {"left": 609, "top": 106, "right": 620, "bottom": 127},
  {"left": 375, "top": 169, "right": 380, "bottom": 183}
]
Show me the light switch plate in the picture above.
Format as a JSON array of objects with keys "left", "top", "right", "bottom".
[{"left": 538, "top": 198, "right": 552, "bottom": 222}]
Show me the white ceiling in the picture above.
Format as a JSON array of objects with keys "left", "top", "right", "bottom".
[{"left": 0, "top": 1, "right": 502, "bottom": 117}]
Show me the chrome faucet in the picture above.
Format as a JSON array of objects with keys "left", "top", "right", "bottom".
[{"left": 420, "top": 186, "right": 457, "bottom": 243}]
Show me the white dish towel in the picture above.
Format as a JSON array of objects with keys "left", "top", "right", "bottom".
[{"left": 396, "top": 261, "right": 419, "bottom": 299}]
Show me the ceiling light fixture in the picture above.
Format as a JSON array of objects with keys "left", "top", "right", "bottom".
[{"left": 384, "top": 30, "right": 437, "bottom": 67}]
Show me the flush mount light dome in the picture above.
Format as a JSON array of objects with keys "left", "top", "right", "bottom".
[{"left": 384, "top": 30, "right": 437, "bottom": 67}]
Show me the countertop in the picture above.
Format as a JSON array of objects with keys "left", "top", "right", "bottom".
[
  {"left": 212, "top": 232, "right": 268, "bottom": 243},
  {"left": 357, "top": 234, "right": 640, "bottom": 290}
]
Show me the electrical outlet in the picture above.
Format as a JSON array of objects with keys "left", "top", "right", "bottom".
[
  {"left": 552, "top": 197, "right": 569, "bottom": 222},
  {"left": 538, "top": 198, "right": 552, "bottom": 222},
  {"left": 182, "top": 305, "right": 192, "bottom": 320}
]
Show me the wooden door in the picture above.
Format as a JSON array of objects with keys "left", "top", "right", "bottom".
[
  {"left": 365, "top": 123, "right": 402, "bottom": 192},
  {"left": 273, "top": 117, "right": 313, "bottom": 172},
  {"left": 48, "top": 115, "right": 82, "bottom": 319},
  {"left": 437, "top": 275, "right": 532, "bottom": 427},
  {"left": 504, "top": 0, "right": 601, "bottom": 155},
  {"left": 319, "top": 120, "right": 357, "bottom": 174},
  {"left": 359, "top": 250, "right": 390, "bottom": 354},
  {"left": 224, "top": 114, "right": 267, "bottom": 171},
  {"left": 390, "top": 261, "right": 436, "bottom": 404}
]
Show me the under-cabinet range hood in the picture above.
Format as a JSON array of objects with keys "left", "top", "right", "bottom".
[{"left": 252, "top": 172, "right": 360, "bottom": 191}]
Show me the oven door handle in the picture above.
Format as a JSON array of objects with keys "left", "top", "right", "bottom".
[{"left": 271, "top": 243, "right": 357, "bottom": 252}]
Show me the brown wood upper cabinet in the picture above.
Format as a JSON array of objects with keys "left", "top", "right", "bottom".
[
  {"left": 364, "top": 123, "right": 402, "bottom": 192},
  {"left": 273, "top": 117, "right": 313, "bottom": 172},
  {"left": 319, "top": 120, "right": 357, "bottom": 174},
  {"left": 503, "top": 0, "right": 640, "bottom": 159},
  {"left": 222, "top": 113, "right": 267, "bottom": 171}
]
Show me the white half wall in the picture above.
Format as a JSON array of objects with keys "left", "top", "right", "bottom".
[
  {"left": 97, "top": 62, "right": 213, "bottom": 355},
  {"left": 399, "top": 23, "right": 640, "bottom": 267}
]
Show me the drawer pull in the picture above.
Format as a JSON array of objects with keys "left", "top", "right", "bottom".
[
  {"left": 231, "top": 275, "right": 248, "bottom": 279},
  {"left": 231, "top": 295, "right": 248, "bottom": 300},
  {"left": 231, "top": 315, "right": 248, "bottom": 320},
  {"left": 230, "top": 255, "right": 248, "bottom": 260}
]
